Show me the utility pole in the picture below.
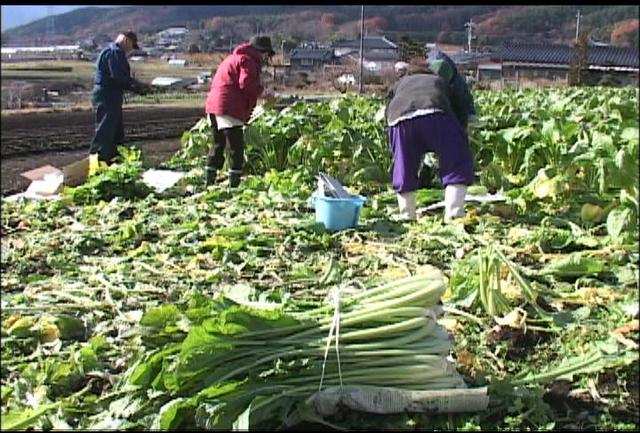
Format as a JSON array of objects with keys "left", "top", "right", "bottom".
[
  {"left": 281, "top": 39, "right": 286, "bottom": 84},
  {"left": 464, "top": 18, "right": 475, "bottom": 53},
  {"left": 359, "top": 5, "right": 364, "bottom": 94},
  {"left": 575, "top": 10, "right": 581, "bottom": 44}
]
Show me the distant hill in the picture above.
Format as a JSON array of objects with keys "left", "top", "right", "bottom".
[
  {"left": 1, "top": 6, "right": 80, "bottom": 31},
  {"left": 2, "top": 5, "right": 638, "bottom": 49}
]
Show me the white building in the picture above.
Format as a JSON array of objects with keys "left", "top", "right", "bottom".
[
  {"left": 157, "top": 27, "right": 189, "bottom": 38},
  {"left": 151, "top": 77, "right": 184, "bottom": 87},
  {"left": 1, "top": 45, "right": 80, "bottom": 55},
  {"left": 168, "top": 59, "right": 188, "bottom": 67},
  {"left": 1, "top": 45, "right": 82, "bottom": 61},
  {"left": 151, "top": 76, "right": 196, "bottom": 88}
]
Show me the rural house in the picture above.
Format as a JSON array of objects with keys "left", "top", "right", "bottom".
[
  {"left": 333, "top": 36, "right": 399, "bottom": 79},
  {"left": 445, "top": 51, "right": 493, "bottom": 76},
  {"left": 289, "top": 48, "right": 335, "bottom": 73},
  {"left": 341, "top": 50, "right": 400, "bottom": 78},
  {"left": 333, "top": 36, "right": 398, "bottom": 58},
  {"left": 158, "top": 27, "right": 189, "bottom": 38},
  {"left": 478, "top": 43, "right": 639, "bottom": 88},
  {"left": 156, "top": 26, "right": 189, "bottom": 47}
]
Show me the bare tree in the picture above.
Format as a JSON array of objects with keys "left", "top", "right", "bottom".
[
  {"left": 568, "top": 31, "right": 590, "bottom": 86},
  {"left": 6, "top": 82, "right": 27, "bottom": 109}
]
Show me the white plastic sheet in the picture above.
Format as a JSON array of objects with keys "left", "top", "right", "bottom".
[{"left": 141, "top": 169, "right": 186, "bottom": 193}]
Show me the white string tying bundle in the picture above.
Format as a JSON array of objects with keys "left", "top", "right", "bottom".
[{"left": 318, "top": 285, "right": 344, "bottom": 392}]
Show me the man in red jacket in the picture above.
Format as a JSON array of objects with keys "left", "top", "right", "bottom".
[{"left": 204, "top": 35, "right": 275, "bottom": 187}]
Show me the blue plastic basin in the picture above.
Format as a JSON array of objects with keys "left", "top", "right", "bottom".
[{"left": 311, "top": 193, "right": 366, "bottom": 231}]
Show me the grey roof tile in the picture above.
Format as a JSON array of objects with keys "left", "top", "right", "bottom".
[
  {"left": 289, "top": 48, "right": 334, "bottom": 61},
  {"left": 491, "top": 43, "right": 638, "bottom": 68},
  {"left": 335, "top": 36, "right": 398, "bottom": 50}
]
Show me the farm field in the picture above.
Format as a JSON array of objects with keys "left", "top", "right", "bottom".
[
  {"left": 1, "top": 57, "right": 341, "bottom": 112},
  {"left": 0, "top": 106, "right": 204, "bottom": 196},
  {"left": 0, "top": 106, "right": 204, "bottom": 158},
  {"left": 1, "top": 59, "right": 213, "bottom": 112},
  {"left": 1, "top": 88, "right": 638, "bottom": 430},
  {"left": 1, "top": 59, "right": 214, "bottom": 84},
  {"left": 0, "top": 138, "right": 183, "bottom": 197}
]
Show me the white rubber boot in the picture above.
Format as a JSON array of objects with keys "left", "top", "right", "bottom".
[
  {"left": 396, "top": 191, "right": 417, "bottom": 221},
  {"left": 444, "top": 184, "right": 467, "bottom": 222}
]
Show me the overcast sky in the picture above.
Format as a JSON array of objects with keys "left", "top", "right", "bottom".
[{"left": 1, "top": 5, "right": 116, "bottom": 32}]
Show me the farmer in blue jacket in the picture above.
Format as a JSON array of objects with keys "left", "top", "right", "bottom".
[{"left": 88, "top": 30, "right": 150, "bottom": 167}]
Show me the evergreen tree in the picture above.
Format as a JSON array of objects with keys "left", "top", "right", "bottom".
[{"left": 399, "top": 35, "right": 425, "bottom": 61}]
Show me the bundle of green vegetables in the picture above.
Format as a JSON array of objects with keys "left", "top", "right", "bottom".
[
  {"left": 63, "top": 147, "right": 152, "bottom": 205},
  {"left": 104, "top": 268, "right": 466, "bottom": 430}
]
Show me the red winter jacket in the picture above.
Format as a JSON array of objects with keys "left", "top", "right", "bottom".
[{"left": 205, "top": 43, "right": 264, "bottom": 122}]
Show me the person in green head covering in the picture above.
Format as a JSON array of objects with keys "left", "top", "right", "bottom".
[
  {"left": 426, "top": 51, "right": 476, "bottom": 129},
  {"left": 381, "top": 63, "right": 475, "bottom": 222},
  {"left": 416, "top": 51, "right": 478, "bottom": 190}
]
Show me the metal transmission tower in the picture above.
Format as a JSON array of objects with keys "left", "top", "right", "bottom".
[{"left": 46, "top": 6, "right": 56, "bottom": 45}]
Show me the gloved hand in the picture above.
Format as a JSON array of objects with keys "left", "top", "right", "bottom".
[
  {"left": 261, "top": 89, "right": 277, "bottom": 107},
  {"left": 374, "top": 105, "right": 386, "bottom": 123},
  {"left": 132, "top": 81, "right": 152, "bottom": 96},
  {"left": 262, "top": 88, "right": 276, "bottom": 98},
  {"left": 465, "top": 115, "right": 479, "bottom": 136}
]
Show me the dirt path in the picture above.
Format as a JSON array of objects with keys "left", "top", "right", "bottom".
[{"left": 1, "top": 138, "right": 184, "bottom": 196}]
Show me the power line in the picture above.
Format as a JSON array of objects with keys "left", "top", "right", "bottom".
[{"left": 358, "top": 5, "right": 364, "bottom": 94}]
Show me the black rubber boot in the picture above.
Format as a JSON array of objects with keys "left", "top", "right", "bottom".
[
  {"left": 205, "top": 167, "right": 217, "bottom": 186},
  {"left": 229, "top": 170, "right": 241, "bottom": 188}
]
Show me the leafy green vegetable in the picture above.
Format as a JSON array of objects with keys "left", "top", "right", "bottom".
[
  {"left": 541, "top": 253, "right": 606, "bottom": 278},
  {"left": 64, "top": 147, "right": 153, "bottom": 205}
]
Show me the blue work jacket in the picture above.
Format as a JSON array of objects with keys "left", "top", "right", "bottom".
[{"left": 93, "top": 42, "right": 135, "bottom": 101}]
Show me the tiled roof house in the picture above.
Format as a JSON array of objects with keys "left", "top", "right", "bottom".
[
  {"left": 492, "top": 43, "right": 638, "bottom": 71},
  {"left": 334, "top": 36, "right": 399, "bottom": 76},
  {"left": 289, "top": 48, "right": 335, "bottom": 72},
  {"left": 477, "top": 43, "right": 638, "bottom": 86}
]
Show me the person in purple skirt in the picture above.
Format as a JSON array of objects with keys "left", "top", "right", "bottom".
[{"left": 383, "top": 63, "right": 475, "bottom": 221}]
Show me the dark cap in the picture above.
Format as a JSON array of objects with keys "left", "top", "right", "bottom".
[
  {"left": 123, "top": 30, "right": 140, "bottom": 50},
  {"left": 249, "top": 35, "right": 275, "bottom": 55}
]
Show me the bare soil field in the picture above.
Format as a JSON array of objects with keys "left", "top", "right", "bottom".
[
  {"left": 1, "top": 138, "right": 184, "bottom": 196},
  {"left": 1, "top": 106, "right": 203, "bottom": 157}
]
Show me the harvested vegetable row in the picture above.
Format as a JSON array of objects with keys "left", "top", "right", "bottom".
[{"left": 108, "top": 270, "right": 469, "bottom": 430}]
